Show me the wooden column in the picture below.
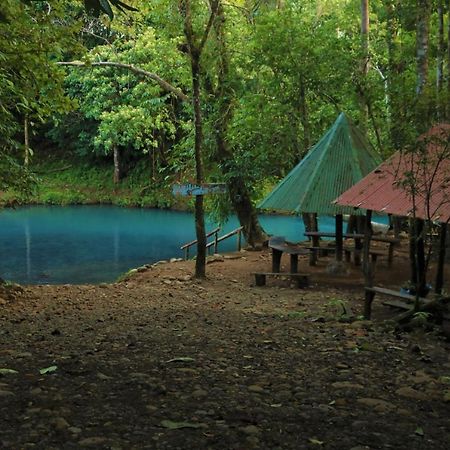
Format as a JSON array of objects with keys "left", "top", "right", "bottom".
[
  {"left": 363, "top": 209, "right": 374, "bottom": 319},
  {"left": 335, "top": 214, "right": 344, "bottom": 262},
  {"left": 435, "top": 222, "right": 447, "bottom": 294},
  {"left": 272, "top": 249, "right": 282, "bottom": 273}
]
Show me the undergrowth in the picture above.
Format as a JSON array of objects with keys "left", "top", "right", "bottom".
[{"left": 1, "top": 155, "right": 190, "bottom": 210}]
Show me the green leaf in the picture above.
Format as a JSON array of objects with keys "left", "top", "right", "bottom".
[
  {"left": 160, "top": 420, "right": 203, "bottom": 430},
  {"left": 0, "top": 368, "right": 18, "bottom": 375},
  {"left": 443, "top": 391, "right": 450, "bottom": 402},
  {"left": 308, "top": 438, "right": 325, "bottom": 445},
  {"left": 39, "top": 365, "right": 58, "bottom": 375},
  {"left": 414, "top": 427, "right": 424, "bottom": 436},
  {"left": 165, "top": 357, "right": 195, "bottom": 363}
]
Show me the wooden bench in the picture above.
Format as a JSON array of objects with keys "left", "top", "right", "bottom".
[
  {"left": 344, "top": 248, "right": 385, "bottom": 266},
  {"left": 306, "top": 246, "right": 336, "bottom": 266},
  {"left": 364, "top": 286, "right": 429, "bottom": 320},
  {"left": 268, "top": 236, "right": 309, "bottom": 273},
  {"left": 305, "top": 231, "right": 399, "bottom": 267},
  {"left": 253, "top": 272, "right": 310, "bottom": 288}
]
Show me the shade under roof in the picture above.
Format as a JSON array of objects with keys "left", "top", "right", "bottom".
[
  {"left": 258, "top": 112, "right": 382, "bottom": 215},
  {"left": 334, "top": 124, "right": 450, "bottom": 223}
]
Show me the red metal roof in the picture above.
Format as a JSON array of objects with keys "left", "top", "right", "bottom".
[{"left": 334, "top": 124, "right": 450, "bottom": 223}]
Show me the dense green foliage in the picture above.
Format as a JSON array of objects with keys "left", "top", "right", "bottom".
[
  {"left": 1, "top": 0, "right": 449, "bottom": 213},
  {"left": 0, "top": 0, "right": 78, "bottom": 192}
]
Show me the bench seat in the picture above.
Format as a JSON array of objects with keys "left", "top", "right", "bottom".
[
  {"left": 364, "top": 286, "right": 429, "bottom": 319},
  {"left": 344, "top": 248, "right": 386, "bottom": 266},
  {"left": 306, "top": 246, "right": 336, "bottom": 265},
  {"left": 253, "top": 272, "right": 310, "bottom": 288},
  {"left": 268, "top": 236, "right": 309, "bottom": 273}
]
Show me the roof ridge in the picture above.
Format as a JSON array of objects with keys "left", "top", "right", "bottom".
[{"left": 295, "top": 122, "right": 337, "bottom": 212}]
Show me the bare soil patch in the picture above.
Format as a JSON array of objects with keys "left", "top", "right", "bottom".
[{"left": 1, "top": 244, "right": 449, "bottom": 449}]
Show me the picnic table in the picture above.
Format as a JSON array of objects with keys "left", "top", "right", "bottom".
[
  {"left": 304, "top": 232, "right": 400, "bottom": 266},
  {"left": 253, "top": 236, "right": 310, "bottom": 288}
]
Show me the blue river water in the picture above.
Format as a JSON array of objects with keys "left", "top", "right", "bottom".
[{"left": 0, "top": 205, "right": 385, "bottom": 285}]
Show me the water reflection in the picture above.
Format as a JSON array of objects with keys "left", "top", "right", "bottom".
[{"left": 0, "top": 205, "right": 386, "bottom": 285}]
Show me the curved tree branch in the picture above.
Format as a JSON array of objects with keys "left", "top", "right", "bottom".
[{"left": 57, "top": 60, "right": 189, "bottom": 102}]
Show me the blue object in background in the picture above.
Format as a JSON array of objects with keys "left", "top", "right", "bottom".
[{"left": 0, "top": 206, "right": 387, "bottom": 284}]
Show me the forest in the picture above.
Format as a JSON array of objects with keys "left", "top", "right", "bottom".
[
  {"left": 1, "top": 0, "right": 449, "bottom": 270},
  {"left": 2, "top": 3, "right": 450, "bottom": 448}
]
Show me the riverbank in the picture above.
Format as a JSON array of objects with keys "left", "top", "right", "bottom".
[
  {"left": 0, "top": 155, "right": 192, "bottom": 210},
  {"left": 1, "top": 247, "right": 449, "bottom": 449}
]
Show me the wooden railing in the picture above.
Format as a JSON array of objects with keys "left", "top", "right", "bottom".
[
  {"left": 181, "top": 227, "right": 220, "bottom": 260},
  {"left": 181, "top": 226, "right": 244, "bottom": 260}
]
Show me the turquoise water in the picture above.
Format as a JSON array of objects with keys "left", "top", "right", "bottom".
[{"left": 0, "top": 205, "right": 369, "bottom": 284}]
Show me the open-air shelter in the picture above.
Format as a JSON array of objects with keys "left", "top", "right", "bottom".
[
  {"left": 258, "top": 112, "right": 382, "bottom": 262},
  {"left": 334, "top": 123, "right": 450, "bottom": 293}
]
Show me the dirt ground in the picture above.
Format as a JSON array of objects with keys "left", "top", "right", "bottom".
[{"left": 1, "top": 241, "right": 450, "bottom": 450}]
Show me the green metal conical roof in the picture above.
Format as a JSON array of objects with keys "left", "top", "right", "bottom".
[{"left": 258, "top": 113, "right": 382, "bottom": 215}]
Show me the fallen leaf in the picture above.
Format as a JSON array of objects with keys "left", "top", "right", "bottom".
[
  {"left": 309, "top": 438, "right": 325, "bottom": 445},
  {"left": 160, "top": 420, "right": 203, "bottom": 429},
  {"left": 165, "top": 357, "right": 195, "bottom": 363},
  {"left": 415, "top": 427, "right": 424, "bottom": 436},
  {"left": 443, "top": 391, "right": 450, "bottom": 402},
  {"left": 39, "top": 366, "right": 58, "bottom": 375},
  {"left": 0, "top": 368, "right": 18, "bottom": 375}
]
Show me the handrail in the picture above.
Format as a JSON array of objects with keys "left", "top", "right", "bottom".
[
  {"left": 181, "top": 227, "right": 221, "bottom": 250},
  {"left": 206, "top": 226, "right": 243, "bottom": 250},
  {"left": 180, "top": 226, "right": 244, "bottom": 260},
  {"left": 181, "top": 227, "right": 221, "bottom": 260}
]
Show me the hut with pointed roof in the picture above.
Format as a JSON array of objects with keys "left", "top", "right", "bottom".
[
  {"left": 258, "top": 112, "right": 382, "bottom": 216},
  {"left": 258, "top": 112, "right": 382, "bottom": 262}
]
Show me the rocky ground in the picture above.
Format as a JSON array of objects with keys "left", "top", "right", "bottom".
[{"left": 1, "top": 244, "right": 449, "bottom": 450}]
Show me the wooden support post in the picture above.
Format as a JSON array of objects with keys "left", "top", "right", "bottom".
[
  {"left": 364, "top": 289, "right": 375, "bottom": 319},
  {"left": 214, "top": 231, "right": 218, "bottom": 254},
  {"left": 272, "top": 249, "right": 282, "bottom": 273},
  {"left": 363, "top": 209, "right": 374, "bottom": 319},
  {"left": 309, "top": 235, "right": 319, "bottom": 266},
  {"left": 435, "top": 222, "right": 447, "bottom": 294},
  {"left": 290, "top": 254, "right": 299, "bottom": 274},
  {"left": 354, "top": 236, "right": 362, "bottom": 266},
  {"left": 335, "top": 214, "right": 343, "bottom": 262},
  {"left": 387, "top": 243, "right": 394, "bottom": 267},
  {"left": 237, "top": 229, "right": 242, "bottom": 251},
  {"left": 255, "top": 273, "right": 266, "bottom": 286}
]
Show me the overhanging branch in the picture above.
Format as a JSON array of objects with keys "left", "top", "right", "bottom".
[{"left": 57, "top": 61, "right": 189, "bottom": 102}]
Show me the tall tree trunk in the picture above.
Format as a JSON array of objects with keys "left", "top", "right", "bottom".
[
  {"left": 113, "top": 145, "right": 121, "bottom": 184},
  {"left": 24, "top": 115, "right": 30, "bottom": 168},
  {"left": 299, "top": 79, "right": 310, "bottom": 159},
  {"left": 359, "top": 0, "right": 369, "bottom": 134},
  {"left": 385, "top": 0, "right": 403, "bottom": 149},
  {"left": 447, "top": 0, "right": 450, "bottom": 120},
  {"left": 409, "top": 219, "right": 417, "bottom": 285},
  {"left": 211, "top": 0, "right": 267, "bottom": 247},
  {"left": 303, "top": 213, "right": 318, "bottom": 234},
  {"left": 409, "top": 218, "right": 428, "bottom": 300},
  {"left": 437, "top": 0, "right": 445, "bottom": 106},
  {"left": 436, "top": 0, "right": 448, "bottom": 120},
  {"left": 181, "top": 0, "right": 218, "bottom": 277},
  {"left": 416, "top": 0, "right": 430, "bottom": 98}
]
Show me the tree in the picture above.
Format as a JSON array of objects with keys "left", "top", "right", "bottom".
[
  {"left": 0, "top": 0, "right": 77, "bottom": 195},
  {"left": 360, "top": 0, "right": 370, "bottom": 134},
  {"left": 56, "top": 25, "right": 189, "bottom": 184},
  {"left": 206, "top": 0, "right": 267, "bottom": 246},
  {"left": 179, "top": 0, "right": 219, "bottom": 278}
]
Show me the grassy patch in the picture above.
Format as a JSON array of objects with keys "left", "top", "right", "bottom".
[{"left": 2, "top": 156, "right": 189, "bottom": 209}]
